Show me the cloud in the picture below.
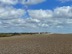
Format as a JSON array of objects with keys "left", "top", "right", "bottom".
[
  {"left": 28, "top": 6, "right": 72, "bottom": 28},
  {"left": 0, "top": 0, "right": 46, "bottom": 5},
  {"left": 0, "top": 7, "right": 26, "bottom": 20},
  {"left": 53, "top": 6, "right": 72, "bottom": 18},
  {"left": 21, "top": 0, "right": 46, "bottom": 5},
  {"left": 28, "top": 9, "right": 53, "bottom": 18},
  {"left": 29, "top": 6, "right": 72, "bottom": 19},
  {"left": 0, "top": 0, "right": 18, "bottom": 5},
  {"left": 0, "top": 6, "right": 72, "bottom": 32}
]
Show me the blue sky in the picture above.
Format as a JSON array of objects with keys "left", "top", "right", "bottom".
[
  {"left": 14, "top": 0, "right": 72, "bottom": 10},
  {"left": 0, "top": 0, "right": 72, "bottom": 33}
]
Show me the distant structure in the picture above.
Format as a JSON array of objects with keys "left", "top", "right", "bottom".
[{"left": 37, "top": 32, "right": 52, "bottom": 34}]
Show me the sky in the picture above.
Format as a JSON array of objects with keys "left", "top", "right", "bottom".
[{"left": 0, "top": 0, "right": 72, "bottom": 33}]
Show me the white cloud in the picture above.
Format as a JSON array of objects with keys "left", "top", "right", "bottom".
[
  {"left": 28, "top": 6, "right": 72, "bottom": 19},
  {"left": 28, "top": 9, "right": 53, "bottom": 18},
  {"left": 0, "top": 0, "right": 46, "bottom": 5},
  {"left": 21, "top": 0, "right": 46, "bottom": 5},
  {"left": 0, "top": 7, "right": 25, "bottom": 20},
  {"left": 0, "top": 6, "right": 72, "bottom": 32},
  {"left": 54, "top": 6, "right": 72, "bottom": 18},
  {"left": 0, "top": 0, "right": 18, "bottom": 5},
  {"left": 28, "top": 6, "right": 72, "bottom": 28}
]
